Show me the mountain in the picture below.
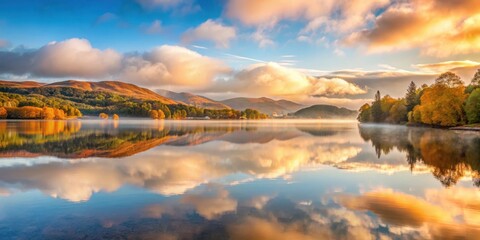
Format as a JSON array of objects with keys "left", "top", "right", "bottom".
[
  {"left": 157, "top": 89, "right": 230, "bottom": 110},
  {"left": 220, "top": 97, "right": 304, "bottom": 115},
  {"left": 294, "top": 105, "right": 357, "bottom": 119}
]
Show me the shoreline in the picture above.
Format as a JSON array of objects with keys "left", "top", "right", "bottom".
[{"left": 359, "top": 122, "right": 480, "bottom": 132}]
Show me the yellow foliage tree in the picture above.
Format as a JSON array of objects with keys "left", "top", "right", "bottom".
[
  {"left": 413, "top": 85, "right": 467, "bottom": 126},
  {"left": 112, "top": 114, "right": 119, "bottom": 120}
]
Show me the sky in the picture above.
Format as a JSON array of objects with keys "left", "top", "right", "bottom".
[{"left": 0, "top": 0, "right": 479, "bottom": 108}]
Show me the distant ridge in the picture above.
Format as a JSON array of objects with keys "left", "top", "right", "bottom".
[
  {"left": 294, "top": 104, "right": 357, "bottom": 119},
  {"left": 220, "top": 97, "right": 304, "bottom": 115},
  {"left": 157, "top": 89, "right": 230, "bottom": 110}
]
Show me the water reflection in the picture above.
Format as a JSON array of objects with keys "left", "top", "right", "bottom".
[
  {"left": 0, "top": 120, "right": 479, "bottom": 239},
  {"left": 359, "top": 124, "right": 480, "bottom": 187}
]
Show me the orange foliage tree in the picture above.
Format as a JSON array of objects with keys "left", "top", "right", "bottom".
[
  {"left": 0, "top": 107, "right": 6, "bottom": 119},
  {"left": 413, "top": 84, "right": 467, "bottom": 126}
]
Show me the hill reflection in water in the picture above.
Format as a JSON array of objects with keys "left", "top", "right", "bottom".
[{"left": 0, "top": 120, "right": 478, "bottom": 239}]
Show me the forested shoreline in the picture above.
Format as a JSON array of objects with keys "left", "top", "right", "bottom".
[
  {"left": 0, "top": 87, "right": 268, "bottom": 120},
  {"left": 358, "top": 70, "right": 480, "bottom": 127}
]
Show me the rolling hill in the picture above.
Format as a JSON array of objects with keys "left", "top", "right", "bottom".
[
  {"left": 220, "top": 97, "right": 304, "bottom": 115},
  {"left": 157, "top": 89, "right": 230, "bottom": 110},
  {"left": 0, "top": 80, "right": 177, "bottom": 104},
  {"left": 293, "top": 105, "right": 357, "bottom": 119},
  {"left": 45, "top": 80, "right": 177, "bottom": 104}
]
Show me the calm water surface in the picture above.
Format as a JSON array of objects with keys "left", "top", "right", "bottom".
[{"left": 0, "top": 119, "right": 479, "bottom": 239}]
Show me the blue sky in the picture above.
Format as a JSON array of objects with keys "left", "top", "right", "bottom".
[{"left": 0, "top": 0, "right": 479, "bottom": 107}]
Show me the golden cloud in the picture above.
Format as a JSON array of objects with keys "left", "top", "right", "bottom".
[{"left": 346, "top": 0, "right": 480, "bottom": 57}]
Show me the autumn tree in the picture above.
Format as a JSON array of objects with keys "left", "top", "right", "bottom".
[
  {"left": 157, "top": 109, "right": 165, "bottom": 119},
  {"left": 371, "top": 90, "right": 383, "bottom": 122},
  {"left": 357, "top": 103, "right": 371, "bottom": 122},
  {"left": 99, "top": 113, "right": 109, "bottom": 119},
  {"left": 112, "top": 114, "right": 119, "bottom": 120},
  {"left": 42, "top": 107, "right": 55, "bottom": 119},
  {"left": 413, "top": 84, "right": 467, "bottom": 126},
  {"left": 435, "top": 72, "right": 463, "bottom": 88},
  {"left": 388, "top": 100, "right": 408, "bottom": 123},
  {"left": 405, "top": 81, "right": 419, "bottom": 112},
  {"left": 0, "top": 107, "right": 7, "bottom": 119},
  {"left": 54, "top": 109, "right": 65, "bottom": 119},
  {"left": 149, "top": 110, "right": 159, "bottom": 119},
  {"left": 465, "top": 88, "right": 480, "bottom": 124}
]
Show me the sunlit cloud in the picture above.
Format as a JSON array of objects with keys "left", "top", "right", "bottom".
[
  {"left": 121, "top": 45, "right": 231, "bottom": 87},
  {"left": 412, "top": 60, "right": 480, "bottom": 73},
  {"left": 212, "top": 62, "right": 366, "bottom": 97},
  {"left": 345, "top": 0, "right": 480, "bottom": 57}
]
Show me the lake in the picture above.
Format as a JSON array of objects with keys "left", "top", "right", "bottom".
[{"left": 0, "top": 119, "right": 479, "bottom": 239}]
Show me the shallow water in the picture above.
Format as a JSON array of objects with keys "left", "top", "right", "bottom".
[{"left": 0, "top": 119, "right": 479, "bottom": 239}]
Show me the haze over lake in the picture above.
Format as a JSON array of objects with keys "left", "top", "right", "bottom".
[{"left": 0, "top": 119, "right": 478, "bottom": 239}]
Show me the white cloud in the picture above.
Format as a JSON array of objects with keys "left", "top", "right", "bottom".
[
  {"left": 182, "top": 20, "right": 236, "bottom": 48},
  {"left": 0, "top": 38, "right": 122, "bottom": 78},
  {"left": 251, "top": 27, "right": 275, "bottom": 48},
  {"left": 32, "top": 38, "right": 122, "bottom": 78}
]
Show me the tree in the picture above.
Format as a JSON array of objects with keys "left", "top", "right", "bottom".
[
  {"left": 405, "top": 81, "right": 418, "bottom": 112},
  {"left": 371, "top": 90, "right": 383, "bottom": 122},
  {"left": 149, "top": 110, "right": 159, "bottom": 119},
  {"left": 99, "top": 113, "right": 109, "bottom": 119},
  {"left": 157, "top": 109, "right": 165, "bottom": 119},
  {"left": 180, "top": 110, "right": 187, "bottom": 119},
  {"left": 413, "top": 84, "right": 467, "bottom": 126},
  {"left": 435, "top": 72, "right": 464, "bottom": 88},
  {"left": 54, "top": 109, "right": 65, "bottom": 119},
  {"left": 388, "top": 100, "right": 407, "bottom": 123},
  {"left": 471, "top": 69, "right": 480, "bottom": 86},
  {"left": 465, "top": 88, "right": 480, "bottom": 124},
  {"left": 0, "top": 107, "right": 6, "bottom": 119},
  {"left": 112, "top": 114, "right": 119, "bottom": 120},
  {"left": 42, "top": 107, "right": 55, "bottom": 119},
  {"left": 357, "top": 103, "right": 371, "bottom": 122}
]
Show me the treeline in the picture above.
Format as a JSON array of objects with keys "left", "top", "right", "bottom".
[
  {"left": 148, "top": 107, "right": 268, "bottom": 120},
  {"left": 358, "top": 70, "right": 480, "bottom": 127},
  {"left": 0, "top": 87, "right": 269, "bottom": 120},
  {"left": 0, "top": 92, "right": 82, "bottom": 119},
  {"left": 0, "top": 106, "right": 70, "bottom": 119}
]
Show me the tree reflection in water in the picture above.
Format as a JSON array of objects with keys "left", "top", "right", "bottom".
[{"left": 359, "top": 124, "right": 480, "bottom": 187}]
